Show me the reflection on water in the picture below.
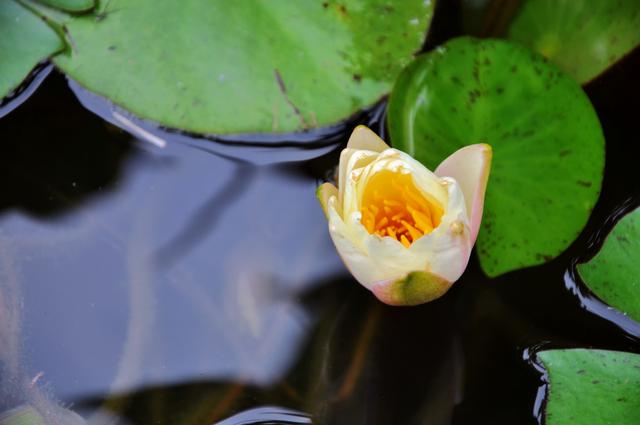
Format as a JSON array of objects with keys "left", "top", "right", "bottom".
[
  {"left": 215, "top": 406, "right": 311, "bottom": 425},
  {"left": 1, "top": 108, "right": 344, "bottom": 400},
  {"left": 67, "top": 79, "right": 387, "bottom": 167},
  {"left": 0, "top": 42, "right": 639, "bottom": 425},
  {"left": 0, "top": 72, "right": 475, "bottom": 424},
  {"left": 0, "top": 64, "right": 53, "bottom": 120},
  {"left": 564, "top": 198, "right": 640, "bottom": 341}
]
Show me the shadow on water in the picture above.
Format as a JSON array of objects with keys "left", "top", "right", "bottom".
[
  {"left": 72, "top": 276, "right": 463, "bottom": 425},
  {"left": 66, "top": 78, "right": 388, "bottom": 167},
  {"left": 152, "top": 155, "right": 257, "bottom": 269},
  {"left": 0, "top": 64, "right": 54, "bottom": 120},
  {"left": 0, "top": 72, "right": 132, "bottom": 217}
]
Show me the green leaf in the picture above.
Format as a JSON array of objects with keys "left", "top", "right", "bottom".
[
  {"left": 577, "top": 207, "right": 640, "bottom": 323},
  {"left": 373, "top": 271, "right": 452, "bottom": 306},
  {"left": 387, "top": 37, "right": 604, "bottom": 277},
  {"left": 0, "top": 0, "right": 64, "bottom": 99},
  {"left": 34, "top": 0, "right": 94, "bottom": 12},
  {"left": 507, "top": 0, "right": 640, "bottom": 84},
  {"left": 53, "top": 0, "right": 434, "bottom": 135},
  {"left": 537, "top": 349, "right": 640, "bottom": 425}
]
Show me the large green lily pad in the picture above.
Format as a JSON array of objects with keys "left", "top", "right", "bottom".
[
  {"left": 537, "top": 349, "right": 640, "bottom": 425},
  {"left": 387, "top": 37, "right": 604, "bottom": 277},
  {"left": 577, "top": 207, "right": 640, "bottom": 323},
  {"left": 0, "top": 0, "right": 64, "bottom": 99},
  {"left": 53, "top": 0, "right": 434, "bottom": 135},
  {"left": 508, "top": 0, "right": 640, "bottom": 84}
]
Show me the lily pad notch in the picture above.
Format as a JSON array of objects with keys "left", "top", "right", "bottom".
[{"left": 576, "top": 205, "right": 640, "bottom": 324}]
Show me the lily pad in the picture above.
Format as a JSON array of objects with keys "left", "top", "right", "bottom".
[
  {"left": 508, "top": 0, "right": 640, "bottom": 84},
  {"left": 387, "top": 37, "right": 604, "bottom": 277},
  {"left": 35, "top": 0, "right": 95, "bottom": 12},
  {"left": 577, "top": 207, "right": 640, "bottom": 323},
  {"left": 53, "top": 0, "right": 434, "bottom": 135},
  {"left": 0, "top": 0, "right": 64, "bottom": 99},
  {"left": 537, "top": 349, "right": 640, "bottom": 425}
]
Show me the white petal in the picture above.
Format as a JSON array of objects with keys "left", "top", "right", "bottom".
[
  {"left": 324, "top": 130, "right": 479, "bottom": 299},
  {"left": 339, "top": 148, "right": 379, "bottom": 214},
  {"left": 347, "top": 148, "right": 448, "bottom": 216},
  {"left": 328, "top": 202, "right": 423, "bottom": 288},
  {"left": 316, "top": 183, "right": 338, "bottom": 218},
  {"left": 346, "top": 125, "right": 390, "bottom": 152},
  {"left": 408, "top": 178, "right": 472, "bottom": 282},
  {"left": 327, "top": 203, "right": 382, "bottom": 287},
  {"left": 390, "top": 149, "right": 449, "bottom": 206},
  {"left": 435, "top": 144, "right": 492, "bottom": 245}
]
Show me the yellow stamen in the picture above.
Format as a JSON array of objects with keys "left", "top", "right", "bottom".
[
  {"left": 374, "top": 217, "right": 389, "bottom": 232},
  {"left": 392, "top": 211, "right": 408, "bottom": 221},
  {"left": 407, "top": 205, "right": 434, "bottom": 234},
  {"left": 401, "top": 220, "right": 423, "bottom": 242},
  {"left": 404, "top": 187, "right": 426, "bottom": 209},
  {"left": 387, "top": 227, "right": 396, "bottom": 239},
  {"left": 360, "top": 170, "right": 444, "bottom": 247},
  {"left": 367, "top": 220, "right": 375, "bottom": 233}
]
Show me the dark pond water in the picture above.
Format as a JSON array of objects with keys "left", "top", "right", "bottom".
[{"left": 1, "top": 5, "right": 640, "bottom": 425}]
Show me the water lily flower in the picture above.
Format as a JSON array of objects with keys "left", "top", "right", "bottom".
[{"left": 317, "top": 126, "right": 492, "bottom": 306}]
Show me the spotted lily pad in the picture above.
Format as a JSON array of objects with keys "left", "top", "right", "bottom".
[
  {"left": 577, "top": 207, "right": 640, "bottom": 323},
  {"left": 537, "top": 349, "right": 640, "bottom": 425},
  {"left": 0, "top": 0, "right": 64, "bottom": 99},
  {"left": 387, "top": 37, "right": 604, "bottom": 277},
  {"left": 508, "top": 0, "right": 640, "bottom": 84},
  {"left": 53, "top": 0, "right": 434, "bottom": 135}
]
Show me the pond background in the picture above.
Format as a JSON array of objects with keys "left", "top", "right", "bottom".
[{"left": 1, "top": 1, "right": 639, "bottom": 424}]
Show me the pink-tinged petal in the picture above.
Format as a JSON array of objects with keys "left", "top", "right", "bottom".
[
  {"left": 409, "top": 178, "right": 473, "bottom": 283},
  {"left": 316, "top": 182, "right": 338, "bottom": 218},
  {"left": 435, "top": 144, "right": 492, "bottom": 245},
  {"left": 371, "top": 271, "right": 453, "bottom": 306},
  {"left": 346, "top": 125, "right": 390, "bottom": 152}
]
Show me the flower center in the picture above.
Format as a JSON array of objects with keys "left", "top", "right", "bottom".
[{"left": 360, "top": 170, "right": 444, "bottom": 247}]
